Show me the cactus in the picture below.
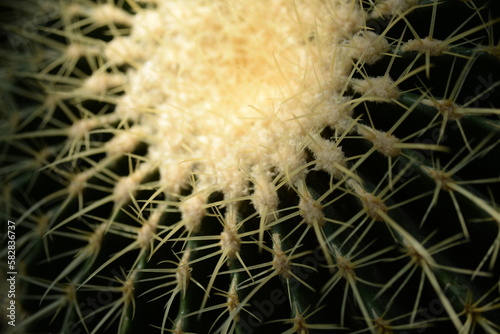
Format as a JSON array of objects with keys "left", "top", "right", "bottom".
[{"left": 1, "top": 0, "right": 500, "bottom": 333}]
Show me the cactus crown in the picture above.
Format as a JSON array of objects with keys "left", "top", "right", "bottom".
[{"left": 1, "top": 0, "right": 500, "bottom": 333}]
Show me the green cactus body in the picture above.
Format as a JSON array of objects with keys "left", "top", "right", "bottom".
[{"left": 1, "top": 0, "right": 499, "bottom": 333}]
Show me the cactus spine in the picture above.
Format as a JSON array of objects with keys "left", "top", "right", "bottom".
[{"left": 1, "top": 0, "right": 500, "bottom": 333}]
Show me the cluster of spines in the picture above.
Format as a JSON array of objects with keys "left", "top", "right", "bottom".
[{"left": 1, "top": 0, "right": 500, "bottom": 333}]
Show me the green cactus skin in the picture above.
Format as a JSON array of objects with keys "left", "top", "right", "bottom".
[{"left": 1, "top": 0, "right": 500, "bottom": 333}]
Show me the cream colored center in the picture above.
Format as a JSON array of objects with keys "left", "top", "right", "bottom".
[{"left": 113, "top": 0, "right": 341, "bottom": 199}]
